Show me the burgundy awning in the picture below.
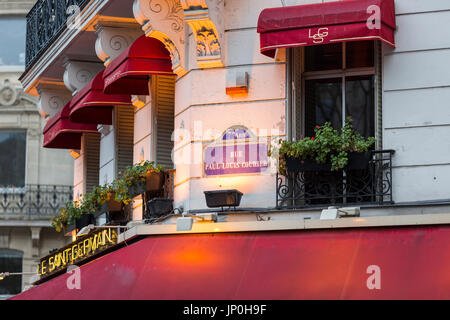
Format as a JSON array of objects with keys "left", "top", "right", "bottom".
[
  {"left": 103, "top": 36, "right": 174, "bottom": 95},
  {"left": 11, "top": 225, "right": 450, "bottom": 300},
  {"left": 43, "top": 103, "right": 98, "bottom": 149},
  {"left": 257, "top": 0, "right": 396, "bottom": 58},
  {"left": 70, "top": 70, "right": 131, "bottom": 125}
]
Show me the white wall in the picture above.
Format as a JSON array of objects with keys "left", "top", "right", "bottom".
[
  {"left": 172, "top": 0, "right": 287, "bottom": 211},
  {"left": 383, "top": 0, "right": 450, "bottom": 202}
]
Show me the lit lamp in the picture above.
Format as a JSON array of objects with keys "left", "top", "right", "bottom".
[
  {"left": 204, "top": 190, "right": 243, "bottom": 211},
  {"left": 0, "top": 272, "right": 37, "bottom": 281}
]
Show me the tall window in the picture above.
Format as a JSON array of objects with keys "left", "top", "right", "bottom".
[
  {"left": 0, "top": 17, "right": 26, "bottom": 66},
  {"left": 0, "top": 249, "right": 23, "bottom": 296},
  {"left": 0, "top": 131, "right": 27, "bottom": 187},
  {"left": 302, "top": 41, "right": 375, "bottom": 139}
]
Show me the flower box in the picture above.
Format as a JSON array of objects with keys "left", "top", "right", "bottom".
[
  {"left": 285, "top": 156, "right": 332, "bottom": 172},
  {"left": 285, "top": 152, "right": 372, "bottom": 173},
  {"left": 347, "top": 152, "right": 372, "bottom": 170}
]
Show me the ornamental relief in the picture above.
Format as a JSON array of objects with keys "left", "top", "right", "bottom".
[
  {"left": 134, "top": 0, "right": 224, "bottom": 73},
  {"left": 196, "top": 27, "right": 221, "bottom": 57}
]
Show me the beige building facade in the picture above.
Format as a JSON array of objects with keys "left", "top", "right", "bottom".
[{"left": 0, "top": 0, "right": 72, "bottom": 298}]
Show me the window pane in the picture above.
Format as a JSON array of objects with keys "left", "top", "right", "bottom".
[
  {"left": 0, "top": 249, "right": 23, "bottom": 295},
  {"left": 305, "top": 44, "right": 343, "bottom": 72},
  {"left": 305, "top": 78, "right": 343, "bottom": 137},
  {"left": 0, "top": 131, "right": 27, "bottom": 187},
  {"left": 345, "top": 75, "right": 375, "bottom": 138},
  {"left": 346, "top": 41, "right": 374, "bottom": 69},
  {"left": 0, "top": 18, "right": 26, "bottom": 66}
]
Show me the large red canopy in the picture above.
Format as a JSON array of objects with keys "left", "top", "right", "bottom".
[
  {"left": 103, "top": 36, "right": 174, "bottom": 95},
  {"left": 69, "top": 70, "right": 131, "bottom": 125},
  {"left": 11, "top": 225, "right": 450, "bottom": 300},
  {"left": 258, "top": 0, "right": 396, "bottom": 58},
  {"left": 43, "top": 103, "right": 98, "bottom": 149}
]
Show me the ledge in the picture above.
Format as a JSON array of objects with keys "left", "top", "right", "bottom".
[{"left": 119, "top": 213, "right": 450, "bottom": 242}]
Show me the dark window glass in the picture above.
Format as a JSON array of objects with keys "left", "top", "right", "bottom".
[
  {"left": 0, "top": 131, "right": 27, "bottom": 187},
  {"left": 305, "top": 43, "right": 343, "bottom": 72},
  {"left": 0, "top": 249, "right": 23, "bottom": 295},
  {"left": 0, "top": 18, "right": 26, "bottom": 66},
  {"left": 304, "top": 78, "right": 342, "bottom": 137},
  {"left": 345, "top": 75, "right": 375, "bottom": 137},
  {"left": 346, "top": 41, "right": 375, "bottom": 69}
]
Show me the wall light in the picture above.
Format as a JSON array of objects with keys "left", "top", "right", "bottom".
[{"left": 0, "top": 272, "right": 37, "bottom": 281}]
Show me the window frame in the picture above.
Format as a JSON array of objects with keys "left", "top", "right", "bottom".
[
  {"left": 0, "top": 129, "right": 28, "bottom": 191},
  {"left": 290, "top": 41, "right": 382, "bottom": 150}
]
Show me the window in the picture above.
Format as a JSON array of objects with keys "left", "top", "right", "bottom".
[
  {"left": 301, "top": 41, "right": 376, "bottom": 139},
  {"left": 0, "top": 249, "right": 23, "bottom": 296},
  {"left": 0, "top": 131, "right": 27, "bottom": 187},
  {"left": 0, "top": 17, "right": 26, "bottom": 66}
]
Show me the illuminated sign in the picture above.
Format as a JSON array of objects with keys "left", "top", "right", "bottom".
[
  {"left": 38, "top": 228, "right": 118, "bottom": 279},
  {"left": 204, "top": 126, "right": 269, "bottom": 176}
]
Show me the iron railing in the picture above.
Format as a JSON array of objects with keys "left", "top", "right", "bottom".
[
  {"left": 25, "top": 0, "right": 90, "bottom": 69},
  {"left": 0, "top": 185, "right": 73, "bottom": 218},
  {"left": 276, "top": 150, "right": 395, "bottom": 209}
]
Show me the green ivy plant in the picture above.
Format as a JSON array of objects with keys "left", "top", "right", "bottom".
[
  {"left": 114, "top": 161, "right": 165, "bottom": 204},
  {"left": 271, "top": 118, "right": 376, "bottom": 174},
  {"left": 51, "top": 161, "right": 166, "bottom": 232},
  {"left": 51, "top": 201, "right": 83, "bottom": 233}
]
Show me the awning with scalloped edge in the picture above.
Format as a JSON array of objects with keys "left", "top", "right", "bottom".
[
  {"left": 69, "top": 70, "right": 131, "bottom": 125},
  {"left": 257, "top": 0, "right": 396, "bottom": 58},
  {"left": 103, "top": 36, "right": 174, "bottom": 95},
  {"left": 43, "top": 103, "right": 98, "bottom": 149}
]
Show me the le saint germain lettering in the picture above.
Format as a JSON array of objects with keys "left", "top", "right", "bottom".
[{"left": 38, "top": 229, "right": 117, "bottom": 276}]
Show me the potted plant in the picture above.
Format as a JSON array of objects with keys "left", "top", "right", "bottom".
[
  {"left": 119, "top": 161, "right": 165, "bottom": 198},
  {"left": 271, "top": 118, "right": 376, "bottom": 175},
  {"left": 51, "top": 201, "right": 83, "bottom": 235}
]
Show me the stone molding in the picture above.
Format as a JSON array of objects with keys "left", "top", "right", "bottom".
[
  {"left": 95, "top": 24, "right": 143, "bottom": 66},
  {"left": 36, "top": 83, "right": 72, "bottom": 118},
  {"left": 133, "top": 0, "right": 224, "bottom": 75},
  {"left": 63, "top": 60, "right": 104, "bottom": 95}
]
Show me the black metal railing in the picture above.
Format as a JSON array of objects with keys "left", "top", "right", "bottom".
[
  {"left": 0, "top": 185, "right": 73, "bottom": 218},
  {"left": 276, "top": 150, "right": 395, "bottom": 209},
  {"left": 25, "top": 0, "right": 90, "bottom": 69}
]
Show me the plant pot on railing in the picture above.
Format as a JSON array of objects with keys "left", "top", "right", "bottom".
[
  {"left": 64, "top": 213, "right": 94, "bottom": 236},
  {"left": 346, "top": 152, "right": 372, "bottom": 170},
  {"left": 285, "top": 156, "right": 332, "bottom": 173},
  {"left": 128, "top": 171, "right": 165, "bottom": 198}
]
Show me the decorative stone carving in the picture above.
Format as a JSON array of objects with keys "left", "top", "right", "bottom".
[
  {"left": 37, "top": 83, "right": 72, "bottom": 118},
  {"left": 0, "top": 82, "right": 19, "bottom": 106},
  {"left": 30, "top": 227, "right": 41, "bottom": 258},
  {"left": 63, "top": 60, "right": 104, "bottom": 95},
  {"left": 133, "top": 0, "right": 188, "bottom": 76},
  {"left": 182, "top": 0, "right": 224, "bottom": 68},
  {"left": 95, "top": 25, "right": 142, "bottom": 66}
]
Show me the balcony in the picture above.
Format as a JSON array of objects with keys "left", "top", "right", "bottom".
[
  {"left": 0, "top": 185, "right": 73, "bottom": 220},
  {"left": 276, "top": 150, "right": 395, "bottom": 209},
  {"left": 25, "top": 0, "right": 90, "bottom": 69}
]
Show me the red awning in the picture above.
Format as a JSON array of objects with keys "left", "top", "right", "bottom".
[
  {"left": 257, "top": 0, "right": 396, "bottom": 58},
  {"left": 11, "top": 225, "right": 450, "bottom": 300},
  {"left": 103, "top": 36, "right": 174, "bottom": 95},
  {"left": 43, "top": 103, "right": 98, "bottom": 149},
  {"left": 70, "top": 70, "right": 131, "bottom": 125}
]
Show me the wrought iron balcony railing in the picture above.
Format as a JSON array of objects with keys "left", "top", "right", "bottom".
[
  {"left": 25, "top": 0, "right": 90, "bottom": 69},
  {"left": 276, "top": 150, "right": 395, "bottom": 209},
  {"left": 0, "top": 185, "right": 73, "bottom": 219}
]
